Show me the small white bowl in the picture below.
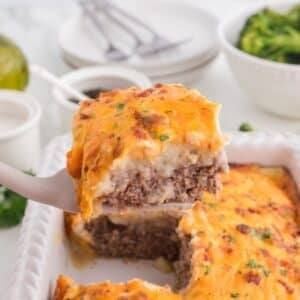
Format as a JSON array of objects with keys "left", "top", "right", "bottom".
[
  {"left": 52, "top": 66, "right": 152, "bottom": 132},
  {"left": 0, "top": 90, "right": 41, "bottom": 172},
  {"left": 219, "top": 0, "right": 300, "bottom": 119}
]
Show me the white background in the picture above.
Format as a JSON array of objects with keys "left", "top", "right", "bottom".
[{"left": 0, "top": 0, "right": 299, "bottom": 295}]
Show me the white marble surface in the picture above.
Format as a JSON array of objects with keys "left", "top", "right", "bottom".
[{"left": 0, "top": 0, "right": 299, "bottom": 295}]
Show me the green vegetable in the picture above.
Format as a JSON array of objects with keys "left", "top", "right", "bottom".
[
  {"left": 280, "top": 269, "right": 287, "bottom": 276},
  {"left": 204, "top": 265, "right": 211, "bottom": 276},
  {"left": 0, "top": 171, "right": 33, "bottom": 228},
  {"left": 230, "top": 293, "right": 240, "bottom": 298},
  {"left": 159, "top": 134, "right": 169, "bottom": 141},
  {"left": 0, "top": 186, "right": 27, "bottom": 228},
  {"left": 239, "top": 122, "right": 253, "bottom": 132},
  {"left": 246, "top": 259, "right": 259, "bottom": 268},
  {"left": 252, "top": 228, "right": 272, "bottom": 240},
  {"left": 238, "top": 5, "right": 300, "bottom": 64},
  {"left": 0, "top": 35, "right": 29, "bottom": 90},
  {"left": 116, "top": 103, "right": 125, "bottom": 110},
  {"left": 261, "top": 230, "right": 272, "bottom": 240}
]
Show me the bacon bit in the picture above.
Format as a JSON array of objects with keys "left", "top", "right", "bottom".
[
  {"left": 132, "top": 125, "right": 146, "bottom": 139},
  {"left": 222, "top": 247, "right": 234, "bottom": 255},
  {"left": 79, "top": 113, "right": 91, "bottom": 120},
  {"left": 272, "top": 225, "right": 298, "bottom": 253},
  {"left": 259, "top": 248, "right": 278, "bottom": 267},
  {"left": 273, "top": 239, "right": 297, "bottom": 253},
  {"left": 137, "top": 88, "right": 155, "bottom": 97},
  {"left": 134, "top": 111, "right": 166, "bottom": 130},
  {"left": 154, "top": 83, "right": 163, "bottom": 88},
  {"left": 235, "top": 207, "right": 247, "bottom": 217},
  {"left": 248, "top": 207, "right": 260, "bottom": 214},
  {"left": 278, "top": 280, "right": 294, "bottom": 294},
  {"left": 113, "top": 142, "right": 124, "bottom": 158},
  {"left": 260, "top": 248, "right": 270, "bottom": 257},
  {"left": 244, "top": 271, "right": 261, "bottom": 285},
  {"left": 236, "top": 224, "right": 251, "bottom": 234},
  {"left": 203, "top": 248, "right": 210, "bottom": 261},
  {"left": 82, "top": 101, "right": 92, "bottom": 107}
]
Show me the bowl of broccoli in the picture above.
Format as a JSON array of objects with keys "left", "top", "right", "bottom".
[{"left": 219, "top": 1, "right": 300, "bottom": 119}]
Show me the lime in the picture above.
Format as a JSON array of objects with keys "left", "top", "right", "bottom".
[{"left": 0, "top": 35, "right": 29, "bottom": 91}]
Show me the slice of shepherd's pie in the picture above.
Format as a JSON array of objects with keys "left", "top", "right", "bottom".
[{"left": 67, "top": 84, "right": 227, "bottom": 219}]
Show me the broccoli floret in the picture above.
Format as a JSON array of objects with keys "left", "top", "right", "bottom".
[
  {"left": 287, "top": 4, "right": 300, "bottom": 30},
  {"left": 238, "top": 5, "right": 300, "bottom": 64},
  {"left": 239, "top": 122, "right": 254, "bottom": 132}
]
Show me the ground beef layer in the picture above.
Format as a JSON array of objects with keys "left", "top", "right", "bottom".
[
  {"left": 82, "top": 212, "right": 192, "bottom": 290},
  {"left": 85, "top": 213, "right": 180, "bottom": 261},
  {"left": 102, "top": 161, "right": 222, "bottom": 208}
]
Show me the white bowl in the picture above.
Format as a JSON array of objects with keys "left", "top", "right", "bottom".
[
  {"left": 52, "top": 66, "right": 152, "bottom": 132},
  {"left": 219, "top": 0, "right": 300, "bottom": 119},
  {"left": 0, "top": 90, "right": 41, "bottom": 172}
]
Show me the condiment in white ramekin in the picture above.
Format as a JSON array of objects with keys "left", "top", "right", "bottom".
[{"left": 0, "top": 91, "right": 41, "bottom": 172}]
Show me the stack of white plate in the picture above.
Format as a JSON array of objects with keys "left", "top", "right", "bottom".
[{"left": 59, "top": 0, "right": 219, "bottom": 84}]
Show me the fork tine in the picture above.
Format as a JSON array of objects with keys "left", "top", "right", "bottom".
[
  {"left": 97, "top": 0, "right": 162, "bottom": 38},
  {"left": 91, "top": 0, "right": 144, "bottom": 47},
  {"left": 78, "top": 0, "right": 129, "bottom": 60},
  {"left": 138, "top": 37, "right": 193, "bottom": 57}
]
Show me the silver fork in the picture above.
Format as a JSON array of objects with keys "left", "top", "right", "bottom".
[
  {"left": 79, "top": 0, "right": 129, "bottom": 60},
  {"left": 91, "top": 0, "right": 144, "bottom": 50},
  {"left": 79, "top": 0, "right": 192, "bottom": 60},
  {"left": 94, "top": 0, "right": 173, "bottom": 49}
]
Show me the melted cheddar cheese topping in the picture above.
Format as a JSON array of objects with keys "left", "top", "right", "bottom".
[
  {"left": 181, "top": 164, "right": 300, "bottom": 299},
  {"left": 53, "top": 276, "right": 180, "bottom": 300},
  {"left": 57, "top": 165, "right": 299, "bottom": 299},
  {"left": 66, "top": 84, "right": 224, "bottom": 218}
]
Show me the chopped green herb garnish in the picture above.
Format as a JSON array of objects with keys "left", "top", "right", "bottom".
[
  {"left": 280, "top": 269, "right": 287, "bottom": 276},
  {"left": 252, "top": 229, "right": 272, "bottom": 240},
  {"left": 261, "top": 230, "right": 272, "bottom": 240},
  {"left": 159, "top": 134, "right": 169, "bottom": 142},
  {"left": 116, "top": 103, "right": 125, "bottom": 110},
  {"left": 165, "top": 109, "right": 173, "bottom": 113},
  {"left": 228, "top": 235, "right": 236, "bottom": 243},
  {"left": 246, "top": 259, "right": 258, "bottom": 268},
  {"left": 204, "top": 265, "right": 211, "bottom": 276},
  {"left": 246, "top": 260, "right": 269, "bottom": 277},
  {"left": 239, "top": 122, "right": 253, "bottom": 132},
  {"left": 230, "top": 292, "right": 240, "bottom": 298},
  {"left": 262, "top": 269, "right": 270, "bottom": 277}
]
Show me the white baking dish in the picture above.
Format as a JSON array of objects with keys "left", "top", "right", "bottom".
[{"left": 7, "top": 132, "right": 300, "bottom": 300}]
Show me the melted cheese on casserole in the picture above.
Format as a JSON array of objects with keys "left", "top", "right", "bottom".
[
  {"left": 181, "top": 165, "right": 300, "bottom": 299},
  {"left": 53, "top": 275, "right": 181, "bottom": 300},
  {"left": 66, "top": 84, "right": 224, "bottom": 219},
  {"left": 60, "top": 165, "right": 299, "bottom": 299}
]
